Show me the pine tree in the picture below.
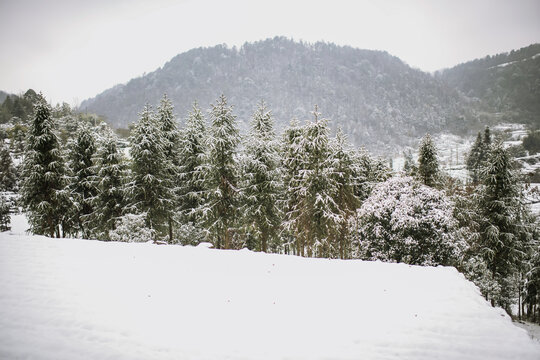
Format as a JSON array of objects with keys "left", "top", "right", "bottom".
[
  {"left": 281, "top": 118, "right": 305, "bottom": 255},
  {"left": 67, "top": 125, "right": 98, "bottom": 238},
  {"left": 475, "top": 141, "right": 533, "bottom": 310},
  {"left": 91, "top": 129, "right": 126, "bottom": 240},
  {"left": 20, "top": 95, "right": 69, "bottom": 237},
  {"left": 467, "top": 127, "right": 492, "bottom": 185},
  {"left": 127, "top": 104, "right": 174, "bottom": 240},
  {"left": 417, "top": 134, "right": 439, "bottom": 187},
  {"left": 329, "top": 129, "right": 360, "bottom": 259},
  {"left": 156, "top": 94, "right": 179, "bottom": 243},
  {"left": 402, "top": 149, "right": 417, "bottom": 177},
  {"left": 0, "top": 139, "right": 17, "bottom": 191},
  {"left": 289, "top": 107, "right": 341, "bottom": 258},
  {"left": 0, "top": 194, "right": 10, "bottom": 231},
  {"left": 178, "top": 102, "right": 207, "bottom": 223},
  {"left": 200, "top": 95, "right": 240, "bottom": 249},
  {"left": 241, "top": 101, "right": 282, "bottom": 252}
]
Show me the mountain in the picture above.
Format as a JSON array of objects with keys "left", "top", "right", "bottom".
[
  {"left": 0, "top": 90, "right": 10, "bottom": 104},
  {"left": 439, "top": 43, "right": 540, "bottom": 127},
  {"left": 81, "top": 37, "right": 475, "bottom": 151}
]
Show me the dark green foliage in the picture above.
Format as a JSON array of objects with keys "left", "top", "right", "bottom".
[
  {"left": 178, "top": 102, "right": 207, "bottom": 225},
  {"left": 523, "top": 131, "right": 540, "bottom": 155},
  {"left": 474, "top": 141, "right": 534, "bottom": 309},
  {"left": 0, "top": 89, "right": 38, "bottom": 124},
  {"left": 20, "top": 95, "right": 69, "bottom": 237},
  {"left": 417, "top": 134, "right": 439, "bottom": 187},
  {"left": 0, "top": 140, "right": 17, "bottom": 191},
  {"left": 241, "top": 101, "right": 282, "bottom": 252},
  {"left": 440, "top": 43, "right": 540, "bottom": 126},
  {"left": 466, "top": 128, "right": 492, "bottom": 184},
  {"left": 91, "top": 130, "right": 126, "bottom": 240},
  {"left": 67, "top": 125, "right": 98, "bottom": 238},
  {"left": 127, "top": 104, "right": 174, "bottom": 240},
  {"left": 0, "top": 195, "right": 10, "bottom": 231},
  {"left": 200, "top": 95, "right": 240, "bottom": 249}
]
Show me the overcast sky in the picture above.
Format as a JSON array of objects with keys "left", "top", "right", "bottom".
[{"left": 1, "top": 0, "right": 539, "bottom": 105}]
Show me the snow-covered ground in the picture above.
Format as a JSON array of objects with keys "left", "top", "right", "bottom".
[{"left": 1, "top": 216, "right": 539, "bottom": 359}]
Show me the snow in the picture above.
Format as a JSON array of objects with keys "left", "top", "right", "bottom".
[{"left": 1, "top": 221, "right": 540, "bottom": 359}]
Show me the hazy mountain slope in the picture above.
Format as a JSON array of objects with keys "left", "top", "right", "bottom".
[
  {"left": 0, "top": 90, "right": 10, "bottom": 104},
  {"left": 81, "top": 37, "right": 474, "bottom": 151},
  {"left": 439, "top": 43, "right": 540, "bottom": 126}
]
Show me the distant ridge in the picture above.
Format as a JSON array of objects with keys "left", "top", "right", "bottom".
[{"left": 81, "top": 37, "right": 476, "bottom": 151}]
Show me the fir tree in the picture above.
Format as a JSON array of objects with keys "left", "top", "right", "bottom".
[
  {"left": 20, "top": 95, "right": 69, "bottom": 237},
  {"left": 281, "top": 118, "right": 305, "bottom": 255},
  {"left": 0, "top": 194, "right": 10, "bottom": 231},
  {"left": 417, "top": 134, "right": 439, "bottom": 187},
  {"left": 91, "top": 129, "right": 126, "bottom": 240},
  {"left": 156, "top": 94, "right": 179, "bottom": 243},
  {"left": 467, "top": 127, "right": 492, "bottom": 185},
  {"left": 241, "top": 101, "right": 282, "bottom": 252},
  {"left": 475, "top": 141, "right": 533, "bottom": 310},
  {"left": 67, "top": 125, "right": 98, "bottom": 238},
  {"left": 402, "top": 149, "right": 417, "bottom": 177},
  {"left": 178, "top": 101, "right": 207, "bottom": 224},
  {"left": 289, "top": 107, "right": 341, "bottom": 258},
  {"left": 127, "top": 104, "right": 174, "bottom": 240},
  {"left": 0, "top": 139, "right": 17, "bottom": 191},
  {"left": 200, "top": 95, "right": 240, "bottom": 249},
  {"left": 329, "top": 129, "right": 360, "bottom": 259}
]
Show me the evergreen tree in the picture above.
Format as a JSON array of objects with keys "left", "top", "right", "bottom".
[
  {"left": 281, "top": 118, "right": 305, "bottom": 255},
  {"left": 402, "top": 149, "right": 417, "bottom": 177},
  {"left": 200, "top": 95, "right": 240, "bottom": 249},
  {"left": 0, "top": 139, "right": 17, "bottom": 191},
  {"left": 156, "top": 94, "right": 179, "bottom": 242},
  {"left": 467, "top": 127, "right": 492, "bottom": 184},
  {"left": 20, "top": 95, "right": 68, "bottom": 237},
  {"left": 241, "top": 101, "right": 282, "bottom": 252},
  {"left": 67, "top": 125, "right": 98, "bottom": 238},
  {"left": 0, "top": 194, "right": 10, "bottom": 231},
  {"left": 288, "top": 107, "right": 341, "bottom": 258},
  {"left": 178, "top": 102, "right": 207, "bottom": 223},
  {"left": 127, "top": 104, "right": 174, "bottom": 240},
  {"left": 329, "top": 129, "right": 360, "bottom": 259},
  {"left": 475, "top": 141, "right": 533, "bottom": 310},
  {"left": 91, "top": 129, "right": 126, "bottom": 240},
  {"left": 417, "top": 134, "right": 439, "bottom": 187}
]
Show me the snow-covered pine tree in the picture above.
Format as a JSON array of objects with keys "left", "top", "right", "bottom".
[
  {"left": 328, "top": 129, "right": 360, "bottom": 259},
  {"left": 127, "top": 104, "right": 174, "bottom": 241},
  {"left": 475, "top": 140, "right": 534, "bottom": 310},
  {"left": 402, "top": 149, "right": 417, "bottom": 177},
  {"left": 0, "top": 194, "right": 10, "bottom": 231},
  {"left": 91, "top": 129, "right": 126, "bottom": 240},
  {"left": 20, "top": 94, "right": 69, "bottom": 237},
  {"left": 281, "top": 118, "right": 305, "bottom": 255},
  {"left": 156, "top": 94, "right": 179, "bottom": 243},
  {"left": 0, "top": 139, "right": 17, "bottom": 191},
  {"left": 178, "top": 101, "right": 207, "bottom": 223},
  {"left": 291, "top": 107, "right": 342, "bottom": 258},
  {"left": 466, "top": 127, "right": 492, "bottom": 185},
  {"left": 67, "top": 124, "right": 98, "bottom": 238},
  {"left": 200, "top": 95, "right": 240, "bottom": 249},
  {"left": 417, "top": 133, "right": 439, "bottom": 187},
  {"left": 241, "top": 101, "right": 282, "bottom": 252}
]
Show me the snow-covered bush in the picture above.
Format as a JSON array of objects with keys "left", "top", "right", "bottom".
[
  {"left": 354, "top": 176, "right": 463, "bottom": 266},
  {"left": 173, "top": 221, "right": 207, "bottom": 246},
  {"left": 109, "top": 213, "right": 155, "bottom": 243}
]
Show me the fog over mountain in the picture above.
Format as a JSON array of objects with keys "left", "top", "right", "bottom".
[{"left": 81, "top": 37, "right": 478, "bottom": 151}]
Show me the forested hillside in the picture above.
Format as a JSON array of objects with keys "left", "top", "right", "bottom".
[
  {"left": 81, "top": 37, "right": 475, "bottom": 151},
  {"left": 439, "top": 43, "right": 540, "bottom": 126}
]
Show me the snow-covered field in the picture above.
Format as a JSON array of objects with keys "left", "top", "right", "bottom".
[{"left": 1, "top": 216, "right": 539, "bottom": 359}]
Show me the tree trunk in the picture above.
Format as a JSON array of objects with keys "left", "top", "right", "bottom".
[{"left": 168, "top": 217, "right": 173, "bottom": 244}]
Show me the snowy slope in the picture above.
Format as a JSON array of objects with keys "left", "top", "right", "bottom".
[{"left": 1, "top": 220, "right": 539, "bottom": 359}]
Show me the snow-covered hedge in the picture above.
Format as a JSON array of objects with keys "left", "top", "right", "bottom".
[
  {"left": 354, "top": 176, "right": 464, "bottom": 266},
  {"left": 109, "top": 213, "right": 154, "bottom": 243}
]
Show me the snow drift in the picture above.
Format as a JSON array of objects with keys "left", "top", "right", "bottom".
[{"left": 1, "top": 218, "right": 539, "bottom": 359}]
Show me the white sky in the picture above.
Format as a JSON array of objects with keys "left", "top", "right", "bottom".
[{"left": 1, "top": 0, "right": 539, "bottom": 105}]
